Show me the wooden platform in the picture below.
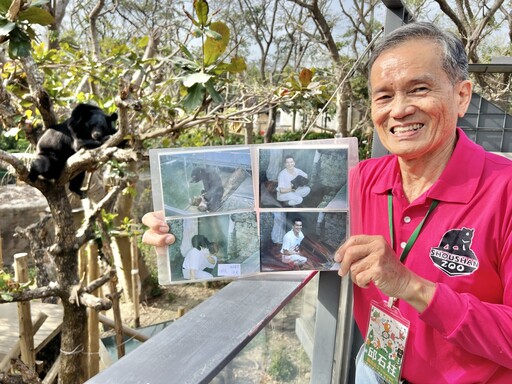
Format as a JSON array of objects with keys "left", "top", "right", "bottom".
[{"left": 0, "top": 301, "right": 64, "bottom": 360}]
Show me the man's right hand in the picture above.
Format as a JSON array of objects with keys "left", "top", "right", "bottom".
[{"left": 141, "top": 211, "right": 175, "bottom": 247}]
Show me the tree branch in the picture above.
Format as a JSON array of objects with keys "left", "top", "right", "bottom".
[
  {"left": 0, "top": 284, "right": 63, "bottom": 304},
  {"left": 79, "top": 292, "right": 112, "bottom": 310},
  {"left": 75, "top": 184, "right": 124, "bottom": 245},
  {"left": 83, "top": 267, "right": 114, "bottom": 294},
  {"left": 19, "top": 56, "right": 56, "bottom": 128}
]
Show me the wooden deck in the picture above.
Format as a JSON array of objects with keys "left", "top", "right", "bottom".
[{"left": 0, "top": 301, "right": 63, "bottom": 360}]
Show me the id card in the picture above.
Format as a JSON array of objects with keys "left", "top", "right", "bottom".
[{"left": 363, "top": 300, "right": 410, "bottom": 384}]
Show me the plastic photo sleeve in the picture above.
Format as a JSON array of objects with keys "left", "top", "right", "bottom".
[
  {"left": 148, "top": 138, "right": 358, "bottom": 284},
  {"left": 257, "top": 139, "right": 357, "bottom": 273}
]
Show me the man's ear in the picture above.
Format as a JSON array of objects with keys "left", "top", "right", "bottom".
[{"left": 457, "top": 79, "right": 473, "bottom": 118}]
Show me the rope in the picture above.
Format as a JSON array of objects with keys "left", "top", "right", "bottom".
[{"left": 60, "top": 344, "right": 84, "bottom": 355}]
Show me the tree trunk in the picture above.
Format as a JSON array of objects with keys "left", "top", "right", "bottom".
[
  {"left": 60, "top": 302, "right": 87, "bottom": 383},
  {"left": 336, "top": 85, "right": 349, "bottom": 137},
  {"left": 264, "top": 105, "right": 277, "bottom": 143},
  {"left": 45, "top": 186, "right": 88, "bottom": 384}
]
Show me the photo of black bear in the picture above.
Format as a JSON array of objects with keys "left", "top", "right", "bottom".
[
  {"left": 189, "top": 167, "right": 224, "bottom": 212},
  {"left": 28, "top": 103, "right": 119, "bottom": 198},
  {"left": 291, "top": 175, "right": 309, "bottom": 189}
]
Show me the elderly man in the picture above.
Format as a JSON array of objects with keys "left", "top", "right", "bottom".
[{"left": 335, "top": 22, "right": 512, "bottom": 383}]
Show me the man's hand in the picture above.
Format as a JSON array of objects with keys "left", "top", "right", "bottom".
[
  {"left": 335, "top": 235, "right": 436, "bottom": 312},
  {"left": 141, "top": 211, "right": 175, "bottom": 247}
]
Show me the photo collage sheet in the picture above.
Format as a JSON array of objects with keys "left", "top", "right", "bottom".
[{"left": 149, "top": 138, "right": 358, "bottom": 284}]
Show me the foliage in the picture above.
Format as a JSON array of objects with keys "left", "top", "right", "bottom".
[
  {"left": 0, "top": 127, "right": 29, "bottom": 151},
  {"left": 267, "top": 346, "right": 297, "bottom": 381},
  {"left": 271, "top": 131, "right": 334, "bottom": 142},
  {"left": 0, "top": 270, "right": 32, "bottom": 301},
  {"left": 177, "top": 0, "right": 247, "bottom": 111},
  {"left": 0, "top": 0, "right": 54, "bottom": 58}
]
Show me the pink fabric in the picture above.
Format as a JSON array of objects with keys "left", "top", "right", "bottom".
[{"left": 351, "top": 128, "right": 512, "bottom": 383}]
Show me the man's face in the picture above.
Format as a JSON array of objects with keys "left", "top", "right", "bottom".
[
  {"left": 285, "top": 157, "right": 295, "bottom": 170},
  {"left": 370, "top": 39, "right": 471, "bottom": 162},
  {"left": 293, "top": 221, "right": 302, "bottom": 235}
]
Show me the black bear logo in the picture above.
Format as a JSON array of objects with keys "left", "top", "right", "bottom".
[
  {"left": 429, "top": 227, "right": 479, "bottom": 277},
  {"left": 438, "top": 227, "right": 476, "bottom": 258}
]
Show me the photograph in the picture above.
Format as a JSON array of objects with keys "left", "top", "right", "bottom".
[
  {"left": 156, "top": 147, "right": 254, "bottom": 218},
  {"left": 258, "top": 146, "right": 348, "bottom": 210},
  {"left": 259, "top": 211, "right": 347, "bottom": 272},
  {"left": 162, "top": 212, "right": 260, "bottom": 283}
]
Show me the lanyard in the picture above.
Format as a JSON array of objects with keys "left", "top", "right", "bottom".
[
  {"left": 387, "top": 191, "right": 439, "bottom": 307},
  {"left": 388, "top": 191, "right": 439, "bottom": 263}
]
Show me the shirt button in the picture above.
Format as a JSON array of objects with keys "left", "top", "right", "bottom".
[
  {"left": 404, "top": 216, "right": 411, "bottom": 223},
  {"left": 400, "top": 242, "right": 407, "bottom": 249}
]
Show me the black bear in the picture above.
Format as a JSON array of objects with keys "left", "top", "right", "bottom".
[
  {"left": 28, "top": 104, "right": 118, "bottom": 198},
  {"left": 438, "top": 227, "right": 476, "bottom": 258},
  {"left": 190, "top": 167, "right": 224, "bottom": 212},
  {"left": 291, "top": 175, "right": 309, "bottom": 189}
]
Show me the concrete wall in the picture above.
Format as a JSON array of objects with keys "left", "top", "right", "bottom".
[{"left": 0, "top": 185, "right": 48, "bottom": 268}]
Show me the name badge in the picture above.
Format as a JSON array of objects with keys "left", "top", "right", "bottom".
[{"left": 363, "top": 300, "right": 410, "bottom": 384}]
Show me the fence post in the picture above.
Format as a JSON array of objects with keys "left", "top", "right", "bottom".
[{"left": 14, "top": 252, "right": 35, "bottom": 369}]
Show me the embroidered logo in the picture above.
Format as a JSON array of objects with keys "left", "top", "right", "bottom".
[{"left": 429, "top": 227, "right": 479, "bottom": 276}]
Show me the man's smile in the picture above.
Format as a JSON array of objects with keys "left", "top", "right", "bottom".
[{"left": 391, "top": 123, "right": 424, "bottom": 135}]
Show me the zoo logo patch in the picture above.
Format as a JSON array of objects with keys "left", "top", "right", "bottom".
[{"left": 429, "top": 227, "right": 479, "bottom": 277}]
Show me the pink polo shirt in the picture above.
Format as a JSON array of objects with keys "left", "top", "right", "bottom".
[{"left": 350, "top": 128, "right": 512, "bottom": 383}]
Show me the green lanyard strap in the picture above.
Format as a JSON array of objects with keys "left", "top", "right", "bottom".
[{"left": 388, "top": 191, "right": 439, "bottom": 263}]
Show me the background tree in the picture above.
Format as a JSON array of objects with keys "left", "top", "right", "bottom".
[{"left": 0, "top": 1, "right": 289, "bottom": 382}]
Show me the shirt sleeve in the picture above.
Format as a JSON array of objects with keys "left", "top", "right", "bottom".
[
  {"left": 277, "top": 170, "right": 290, "bottom": 190},
  {"left": 281, "top": 233, "right": 292, "bottom": 253},
  {"left": 420, "top": 282, "right": 512, "bottom": 369}
]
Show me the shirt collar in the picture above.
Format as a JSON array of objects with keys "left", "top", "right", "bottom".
[
  {"left": 428, "top": 127, "right": 484, "bottom": 203},
  {"left": 371, "top": 128, "right": 484, "bottom": 204}
]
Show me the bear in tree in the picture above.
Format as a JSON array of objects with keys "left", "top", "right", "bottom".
[{"left": 28, "top": 103, "right": 119, "bottom": 198}]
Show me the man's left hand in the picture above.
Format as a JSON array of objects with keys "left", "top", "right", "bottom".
[{"left": 334, "top": 235, "right": 436, "bottom": 312}]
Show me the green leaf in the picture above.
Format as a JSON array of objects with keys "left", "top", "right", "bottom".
[
  {"left": 205, "top": 79, "right": 223, "bottom": 104},
  {"left": 179, "top": 43, "right": 194, "bottom": 60},
  {"left": 8, "top": 27, "right": 31, "bottom": 58},
  {"left": 183, "top": 9, "right": 200, "bottom": 28},
  {"left": 204, "top": 21, "right": 229, "bottom": 66},
  {"left": 1, "top": 293, "right": 13, "bottom": 302},
  {"left": 204, "top": 29, "right": 222, "bottom": 41},
  {"left": 194, "top": 0, "right": 209, "bottom": 26},
  {"left": 182, "top": 72, "right": 212, "bottom": 88},
  {"left": 182, "top": 83, "right": 205, "bottom": 111},
  {"left": 172, "top": 56, "right": 199, "bottom": 71},
  {"left": 0, "top": 20, "right": 15, "bottom": 36},
  {"left": 289, "top": 75, "right": 301, "bottom": 90},
  {"left": 18, "top": 7, "right": 54, "bottom": 25},
  {"left": 136, "top": 35, "right": 149, "bottom": 49},
  {"left": 191, "top": 28, "right": 202, "bottom": 38},
  {"left": 225, "top": 56, "right": 247, "bottom": 74}
]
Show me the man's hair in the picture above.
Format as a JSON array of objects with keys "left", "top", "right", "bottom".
[
  {"left": 368, "top": 22, "right": 468, "bottom": 85},
  {"left": 292, "top": 218, "right": 302, "bottom": 225},
  {"left": 191, "top": 234, "right": 210, "bottom": 249},
  {"left": 284, "top": 155, "right": 295, "bottom": 161}
]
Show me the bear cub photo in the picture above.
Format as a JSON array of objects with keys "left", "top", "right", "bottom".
[
  {"left": 189, "top": 167, "right": 224, "bottom": 212},
  {"left": 28, "top": 103, "right": 119, "bottom": 198}
]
